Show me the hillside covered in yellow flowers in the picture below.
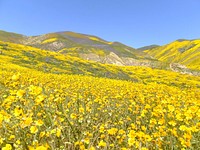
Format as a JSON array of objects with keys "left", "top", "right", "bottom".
[
  {"left": 144, "top": 39, "right": 200, "bottom": 70},
  {"left": 0, "top": 30, "right": 200, "bottom": 149}
]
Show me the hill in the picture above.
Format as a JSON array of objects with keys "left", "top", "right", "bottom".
[
  {"left": 145, "top": 39, "right": 200, "bottom": 71},
  {"left": 0, "top": 30, "right": 24, "bottom": 43},
  {"left": 0, "top": 30, "right": 164, "bottom": 68},
  {"left": 0, "top": 39, "right": 200, "bottom": 149},
  {"left": 1, "top": 40, "right": 199, "bottom": 86},
  {"left": 1, "top": 30, "right": 200, "bottom": 75},
  {"left": 137, "top": 44, "right": 160, "bottom": 51},
  {"left": 0, "top": 31, "right": 200, "bottom": 149}
]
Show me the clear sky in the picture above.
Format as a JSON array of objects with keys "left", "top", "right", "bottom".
[{"left": 0, "top": 0, "right": 200, "bottom": 48}]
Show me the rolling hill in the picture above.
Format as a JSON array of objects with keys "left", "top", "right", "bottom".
[
  {"left": 1, "top": 30, "right": 143, "bottom": 57},
  {"left": 0, "top": 30, "right": 163, "bottom": 68},
  {"left": 0, "top": 30, "right": 200, "bottom": 75},
  {"left": 0, "top": 30, "right": 200, "bottom": 149},
  {"left": 2, "top": 40, "right": 199, "bottom": 86},
  {"left": 144, "top": 39, "right": 200, "bottom": 70}
]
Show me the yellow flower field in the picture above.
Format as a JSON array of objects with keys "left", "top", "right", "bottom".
[
  {"left": 0, "top": 41, "right": 200, "bottom": 149},
  {"left": 0, "top": 68, "right": 200, "bottom": 150}
]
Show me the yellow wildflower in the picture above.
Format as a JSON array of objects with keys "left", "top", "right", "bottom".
[
  {"left": 168, "top": 105, "right": 175, "bottom": 112},
  {"left": 9, "top": 135, "right": 15, "bottom": 140},
  {"left": 179, "top": 125, "right": 188, "bottom": 131},
  {"left": 35, "top": 119, "right": 44, "bottom": 126},
  {"left": 83, "top": 138, "right": 90, "bottom": 144},
  {"left": 30, "top": 126, "right": 38, "bottom": 134},
  {"left": 70, "top": 113, "right": 77, "bottom": 119},
  {"left": 107, "top": 128, "right": 118, "bottom": 135},
  {"left": 99, "top": 125, "right": 105, "bottom": 133},
  {"left": 98, "top": 140, "right": 106, "bottom": 147},
  {"left": 128, "top": 137, "right": 135, "bottom": 146},
  {"left": 22, "top": 117, "right": 33, "bottom": 127},
  {"left": 16, "top": 89, "right": 25, "bottom": 98},
  {"left": 79, "top": 107, "right": 84, "bottom": 113},
  {"left": 39, "top": 131, "right": 46, "bottom": 138},
  {"left": 35, "top": 94, "right": 46, "bottom": 105},
  {"left": 56, "top": 128, "right": 61, "bottom": 137},
  {"left": 2, "top": 144, "right": 12, "bottom": 150},
  {"left": 89, "top": 146, "right": 96, "bottom": 150},
  {"left": 35, "top": 145, "right": 48, "bottom": 150},
  {"left": 11, "top": 74, "right": 20, "bottom": 81},
  {"left": 29, "top": 85, "right": 43, "bottom": 95},
  {"left": 14, "top": 107, "right": 23, "bottom": 117},
  {"left": 168, "top": 120, "right": 177, "bottom": 126}
]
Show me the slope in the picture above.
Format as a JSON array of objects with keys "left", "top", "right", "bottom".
[
  {"left": 0, "top": 30, "right": 24, "bottom": 43},
  {"left": 0, "top": 40, "right": 200, "bottom": 149},
  {"left": 0, "top": 30, "right": 160, "bottom": 68},
  {"left": 145, "top": 39, "right": 200, "bottom": 70},
  {"left": 0, "top": 40, "right": 200, "bottom": 88}
]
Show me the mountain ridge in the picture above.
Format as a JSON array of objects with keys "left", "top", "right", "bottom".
[
  {"left": 0, "top": 30, "right": 199, "bottom": 75},
  {"left": 0, "top": 30, "right": 161, "bottom": 68}
]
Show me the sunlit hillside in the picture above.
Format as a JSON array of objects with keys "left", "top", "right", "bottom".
[
  {"left": 0, "top": 38, "right": 200, "bottom": 150},
  {"left": 0, "top": 30, "right": 24, "bottom": 43},
  {"left": 145, "top": 39, "right": 200, "bottom": 70},
  {"left": 0, "top": 30, "right": 147, "bottom": 58},
  {"left": 0, "top": 30, "right": 165, "bottom": 69},
  {"left": 1, "top": 30, "right": 200, "bottom": 76},
  {"left": 1, "top": 40, "right": 199, "bottom": 87}
]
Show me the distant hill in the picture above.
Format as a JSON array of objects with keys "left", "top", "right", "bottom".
[
  {"left": 0, "top": 30, "right": 199, "bottom": 74},
  {"left": 137, "top": 45, "right": 160, "bottom": 51},
  {"left": 0, "top": 30, "right": 161, "bottom": 68},
  {"left": 0, "top": 30, "right": 143, "bottom": 57},
  {"left": 0, "top": 30, "right": 24, "bottom": 43},
  {"left": 144, "top": 39, "right": 200, "bottom": 70}
]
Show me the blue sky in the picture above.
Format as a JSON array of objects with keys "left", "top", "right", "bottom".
[{"left": 0, "top": 0, "right": 200, "bottom": 48}]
